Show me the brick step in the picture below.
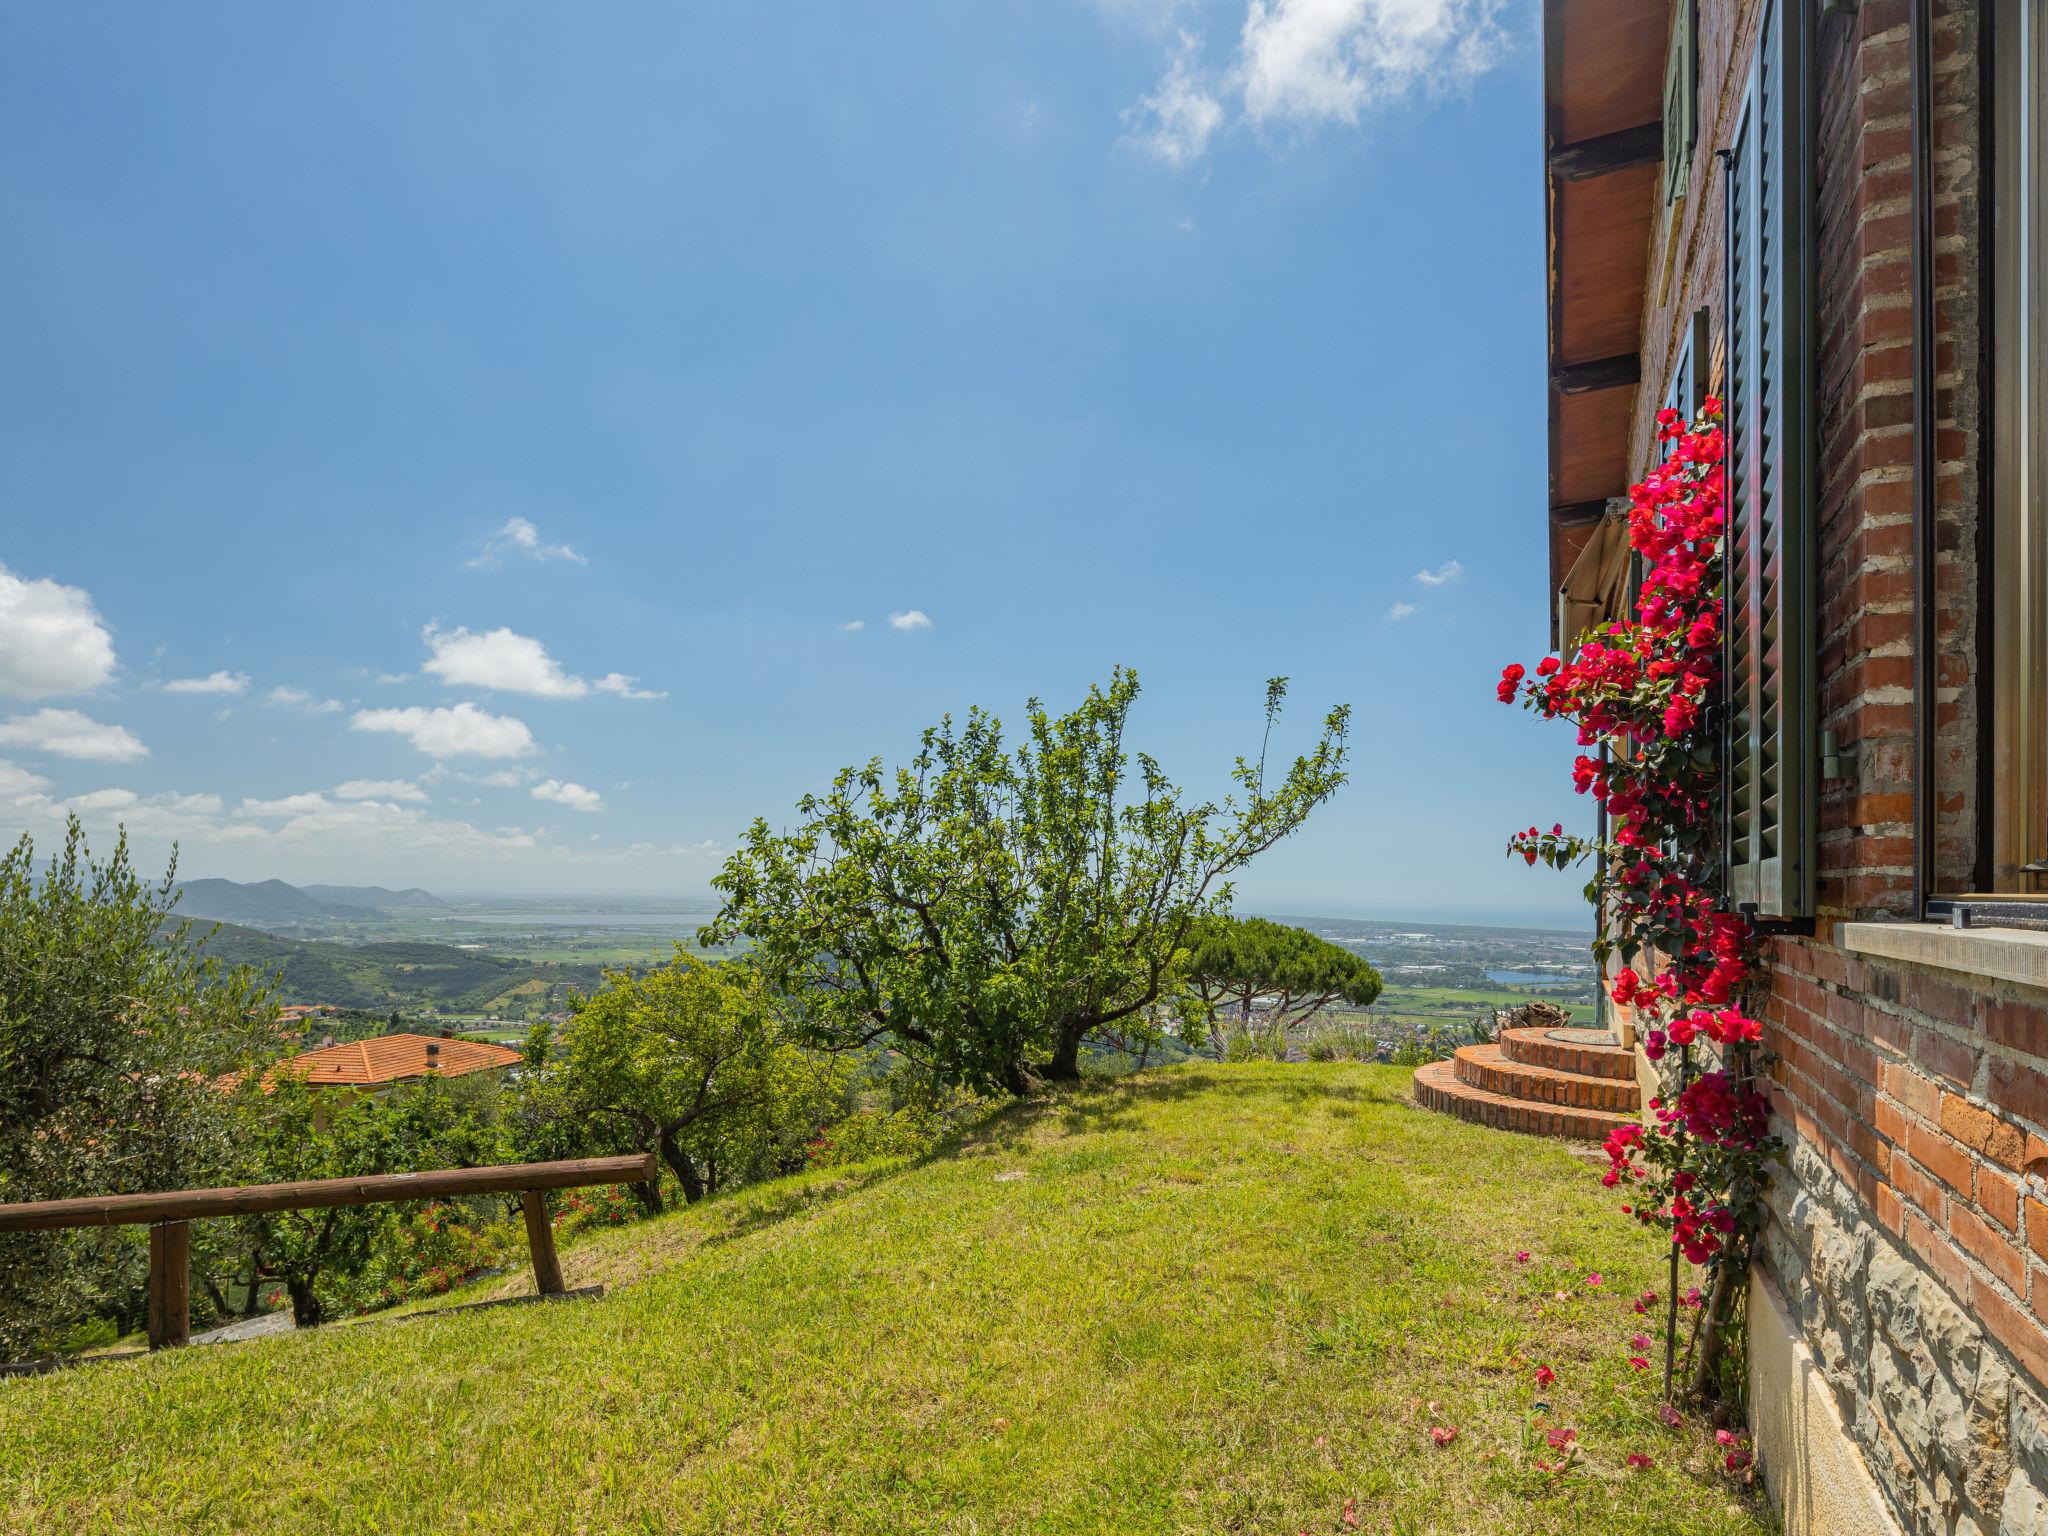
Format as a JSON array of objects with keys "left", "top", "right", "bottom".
[
  {"left": 1498, "top": 1024, "right": 1638, "bottom": 1081},
  {"left": 1412, "top": 1059, "right": 1642, "bottom": 1142},
  {"left": 1452, "top": 1043, "right": 1640, "bottom": 1113}
]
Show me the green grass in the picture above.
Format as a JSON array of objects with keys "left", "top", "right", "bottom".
[{"left": 0, "top": 1065, "right": 1772, "bottom": 1536}]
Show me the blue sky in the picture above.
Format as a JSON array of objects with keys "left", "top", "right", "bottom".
[{"left": 0, "top": 0, "right": 1592, "bottom": 926}]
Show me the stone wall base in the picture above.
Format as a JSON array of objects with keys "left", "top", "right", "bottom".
[{"left": 1750, "top": 1264, "right": 1903, "bottom": 1536}]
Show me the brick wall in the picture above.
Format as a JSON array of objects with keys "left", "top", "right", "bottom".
[
  {"left": 1763, "top": 936, "right": 2048, "bottom": 1531},
  {"left": 1616, "top": 1, "right": 2027, "bottom": 1531}
]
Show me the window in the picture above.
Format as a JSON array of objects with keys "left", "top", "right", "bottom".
[
  {"left": 1992, "top": 0, "right": 2048, "bottom": 891},
  {"left": 1721, "top": 0, "right": 1816, "bottom": 920},
  {"left": 1664, "top": 0, "right": 1697, "bottom": 209}
]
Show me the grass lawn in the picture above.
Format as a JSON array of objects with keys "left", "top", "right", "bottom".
[{"left": 0, "top": 1064, "right": 1774, "bottom": 1536}]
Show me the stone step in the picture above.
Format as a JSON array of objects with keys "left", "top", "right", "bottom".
[
  {"left": 1498, "top": 1024, "right": 1638, "bottom": 1080},
  {"left": 1412, "top": 1059, "right": 1642, "bottom": 1142},
  {"left": 1453, "top": 1043, "right": 1640, "bottom": 1113}
]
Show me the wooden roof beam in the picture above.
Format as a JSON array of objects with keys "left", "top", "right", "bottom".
[
  {"left": 1548, "top": 498, "right": 1615, "bottom": 528},
  {"left": 1550, "top": 352, "right": 1641, "bottom": 395},
  {"left": 1548, "top": 120, "right": 1663, "bottom": 181}
]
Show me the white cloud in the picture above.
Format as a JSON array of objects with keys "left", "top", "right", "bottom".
[
  {"left": 1414, "top": 559, "right": 1464, "bottom": 587},
  {"left": 1127, "top": 32, "right": 1225, "bottom": 165},
  {"left": 163, "top": 670, "right": 249, "bottom": 696},
  {"left": 1385, "top": 600, "right": 1419, "bottom": 621},
  {"left": 0, "top": 565, "right": 116, "bottom": 700},
  {"left": 422, "top": 625, "right": 589, "bottom": 699},
  {"left": 350, "top": 702, "right": 537, "bottom": 760},
  {"left": 0, "top": 708, "right": 149, "bottom": 763},
  {"left": 0, "top": 758, "right": 51, "bottom": 798},
  {"left": 1114, "top": 0, "right": 1508, "bottom": 165},
  {"left": 1239, "top": 0, "right": 1507, "bottom": 128},
  {"left": 837, "top": 620, "right": 866, "bottom": 633},
  {"left": 888, "top": 610, "right": 933, "bottom": 632},
  {"left": 466, "top": 516, "right": 586, "bottom": 569},
  {"left": 266, "top": 685, "right": 342, "bottom": 713},
  {"left": 531, "top": 778, "right": 604, "bottom": 813},
  {"left": 593, "top": 672, "right": 666, "bottom": 701},
  {"left": 237, "top": 792, "right": 333, "bottom": 818},
  {"left": 333, "top": 778, "right": 428, "bottom": 804}
]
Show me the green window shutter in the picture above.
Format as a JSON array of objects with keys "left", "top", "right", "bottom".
[
  {"left": 1722, "top": 0, "right": 1817, "bottom": 919},
  {"left": 1664, "top": 0, "right": 1698, "bottom": 208},
  {"left": 1665, "top": 307, "right": 1710, "bottom": 425}
]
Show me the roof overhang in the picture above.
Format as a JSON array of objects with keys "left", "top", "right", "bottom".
[{"left": 1543, "top": 0, "right": 1671, "bottom": 638}]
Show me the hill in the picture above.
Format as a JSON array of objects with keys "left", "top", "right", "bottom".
[
  {"left": 0, "top": 1066, "right": 1771, "bottom": 1536},
  {"left": 186, "top": 923, "right": 605, "bottom": 1018},
  {"left": 300, "top": 884, "right": 444, "bottom": 910},
  {"left": 171, "top": 878, "right": 367, "bottom": 926}
]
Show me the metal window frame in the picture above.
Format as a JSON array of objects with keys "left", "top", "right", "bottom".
[{"left": 1990, "top": 0, "right": 2048, "bottom": 893}]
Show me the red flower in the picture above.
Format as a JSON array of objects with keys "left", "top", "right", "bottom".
[{"left": 1534, "top": 1365, "right": 1555, "bottom": 1389}]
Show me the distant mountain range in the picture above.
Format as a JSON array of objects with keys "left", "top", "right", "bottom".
[{"left": 173, "top": 878, "right": 444, "bottom": 926}]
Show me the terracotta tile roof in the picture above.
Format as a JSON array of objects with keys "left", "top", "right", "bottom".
[{"left": 280, "top": 1032, "right": 521, "bottom": 1088}]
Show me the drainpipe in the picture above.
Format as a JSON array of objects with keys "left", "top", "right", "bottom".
[{"left": 1908, "top": 0, "right": 1938, "bottom": 916}]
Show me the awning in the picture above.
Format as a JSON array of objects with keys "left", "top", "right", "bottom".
[{"left": 1555, "top": 503, "right": 1633, "bottom": 651}]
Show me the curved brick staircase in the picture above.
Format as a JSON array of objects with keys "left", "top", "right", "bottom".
[{"left": 1413, "top": 1023, "right": 1642, "bottom": 1141}]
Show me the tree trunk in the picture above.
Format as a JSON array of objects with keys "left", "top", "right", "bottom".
[
  {"left": 1043, "top": 1023, "right": 1086, "bottom": 1082},
  {"left": 659, "top": 1131, "right": 706, "bottom": 1204},
  {"left": 1690, "top": 1259, "right": 1739, "bottom": 1399},
  {"left": 630, "top": 1173, "right": 664, "bottom": 1217},
  {"left": 241, "top": 1254, "right": 265, "bottom": 1318},
  {"left": 285, "top": 1277, "right": 323, "bottom": 1329},
  {"left": 1000, "top": 1058, "right": 1034, "bottom": 1096}
]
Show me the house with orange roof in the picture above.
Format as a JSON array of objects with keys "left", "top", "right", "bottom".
[{"left": 264, "top": 1031, "right": 522, "bottom": 1095}]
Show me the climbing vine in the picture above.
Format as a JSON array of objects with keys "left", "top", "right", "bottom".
[{"left": 1498, "top": 399, "right": 1781, "bottom": 1404}]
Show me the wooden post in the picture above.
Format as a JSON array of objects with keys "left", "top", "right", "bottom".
[
  {"left": 147, "top": 1221, "right": 190, "bottom": 1350},
  {"left": 520, "top": 1190, "right": 565, "bottom": 1297}
]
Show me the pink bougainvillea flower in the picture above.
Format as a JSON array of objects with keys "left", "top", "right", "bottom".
[
  {"left": 1584, "top": 1273, "right": 1604, "bottom": 1288},
  {"left": 1656, "top": 1401, "right": 1683, "bottom": 1428},
  {"left": 1534, "top": 1365, "right": 1556, "bottom": 1389},
  {"left": 1430, "top": 1425, "right": 1459, "bottom": 1448},
  {"left": 1514, "top": 1250, "right": 1531, "bottom": 1264},
  {"left": 1340, "top": 1498, "right": 1360, "bottom": 1529},
  {"left": 1627, "top": 1356, "right": 1650, "bottom": 1371},
  {"left": 1629, "top": 1334, "right": 1652, "bottom": 1351},
  {"left": 1626, "top": 1452, "right": 1654, "bottom": 1470},
  {"left": 1545, "top": 1428, "right": 1576, "bottom": 1450}
]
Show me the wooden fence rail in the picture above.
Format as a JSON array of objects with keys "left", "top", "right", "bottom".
[{"left": 0, "top": 1152, "right": 657, "bottom": 1352}]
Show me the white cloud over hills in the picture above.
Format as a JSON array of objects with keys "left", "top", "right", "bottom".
[
  {"left": 0, "top": 708, "right": 148, "bottom": 763},
  {"left": 0, "top": 564, "right": 116, "bottom": 700},
  {"left": 350, "top": 702, "right": 537, "bottom": 759}
]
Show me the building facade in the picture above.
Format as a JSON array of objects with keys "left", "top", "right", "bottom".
[{"left": 1543, "top": 2, "right": 2048, "bottom": 1531}]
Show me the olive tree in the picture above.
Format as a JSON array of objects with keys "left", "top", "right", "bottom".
[
  {"left": 703, "top": 671, "right": 1350, "bottom": 1095},
  {"left": 0, "top": 819, "right": 276, "bottom": 1355},
  {"left": 539, "top": 954, "right": 841, "bottom": 1208}
]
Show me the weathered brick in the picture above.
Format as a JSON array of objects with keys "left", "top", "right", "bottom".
[
  {"left": 1906, "top": 1122, "right": 1975, "bottom": 1196},
  {"left": 1980, "top": 1167, "right": 2021, "bottom": 1233},
  {"left": 1941, "top": 1093, "right": 2028, "bottom": 1169},
  {"left": 1912, "top": 1026, "right": 1978, "bottom": 1088},
  {"left": 1883, "top": 1060, "right": 1943, "bottom": 1120},
  {"left": 1985, "top": 998, "right": 2048, "bottom": 1054},
  {"left": 1989, "top": 1055, "right": 2048, "bottom": 1133},
  {"left": 1952, "top": 1202, "right": 2028, "bottom": 1293}
]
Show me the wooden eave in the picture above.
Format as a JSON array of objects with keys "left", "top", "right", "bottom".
[{"left": 1543, "top": 0, "right": 1672, "bottom": 636}]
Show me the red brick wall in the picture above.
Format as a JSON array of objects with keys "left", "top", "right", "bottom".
[
  {"left": 1612, "top": 1, "right": 2029, "bottom": 1526},
  {"left": 1769, "top": 936, "right": 2048, "bottom": 1387}
]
